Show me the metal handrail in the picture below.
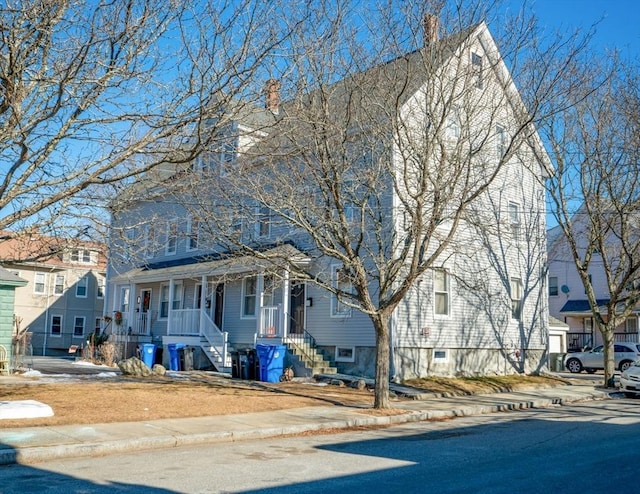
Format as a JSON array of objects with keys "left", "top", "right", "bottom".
[{"left": 285, "top": 329, "right": 317, "bottom": 364}]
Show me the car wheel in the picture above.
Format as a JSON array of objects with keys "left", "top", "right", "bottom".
[
  {"left": 585, "top": 368, "right": 596, "bottom": 374},
  {"left": 566, "top": 358, "right": 583, "bottom": 373},
  {"left": 620, "top": 360, "right": 633, "bottom": 372}
]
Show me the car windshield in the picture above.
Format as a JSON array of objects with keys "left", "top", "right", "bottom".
[{"left": 591, "top": 346, "right": 603, "bottom": 353}]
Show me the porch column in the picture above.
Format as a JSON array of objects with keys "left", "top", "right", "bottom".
[
  {"left": 282, "top": 270, "right": 290, "bottom": 338},
  {"left": 168, "top": 279, "right": 175, "bottom": 335},
  {"left": 257, "top": 274, "right": 265, "bottom": 336},
  {"left": 128, "top": 283, "right": 136, "bottom": 334},
  {"left": 200, "top": 275, "right": 207, "bottom": 335}
]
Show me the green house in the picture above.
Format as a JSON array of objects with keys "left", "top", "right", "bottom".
[{"left": 0, "top": 266, "right": 27, "bottom": 369}]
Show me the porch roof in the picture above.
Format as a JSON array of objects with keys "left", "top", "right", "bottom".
[
  {"left": 111, "top": 244, "right": 311, "bottom": 285},
  {"left": 559, "top": 299, "right": 610, "bottom": 315}
]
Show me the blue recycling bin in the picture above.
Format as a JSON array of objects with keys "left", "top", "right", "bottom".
[
  {"left": 142, "top": 344, "right": 156, "bottom": 368},
  {"left": 256, "top": 344, "right": 286, "bottom": 383},
  {"left": 168, "top": 343, "right": 180, "bottom": 371}
]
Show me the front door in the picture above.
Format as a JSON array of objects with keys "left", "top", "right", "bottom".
[
  {"left": 138, "top": 288, "right": 152, "bottom": 335},
  {"left": 289, "top": 283, "right": 305, "bottom": 335}
]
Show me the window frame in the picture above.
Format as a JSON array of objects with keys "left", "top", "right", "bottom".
[
  {"left": 510, "top": 277, "right": 523, "bottom": 320},
  {"left": 471, "top": 51, "right": 483, "bottom": 89},
  {"left": 34, "top": 272, "right": 46, "bottom": 295},
  {"left": 548, "top": 276, "right": 559, "bottom": 297},
  {"left": 73, "top": 316, "right": 86, "bottom": 337},
  {"left": 255, "top": 204, "right": 272, "bottom": 238},
  {"left": 335, "top": 346, "right": 356, "bottom": 363},
  {"left": 54, "top": 274, "right": 65, "bottom": 296},
  {"left": 433, "top": 268, "right": 450, "bottom": 317},
  {"left": 508, "top": 201, "right": 520, "bottom": 239},
  {"left": 76, "top": 276, "right": 88, "bottom": 298},
  {"left": 241, "top": 276, "right": 257, "bottom": 318},
  {"left": 97, "top": 276, "right": 105, "bottom": 299},
  {"left": 331, "top": 265, "right": 353, "bottom": 318},
  {"left": 165, "top": 219, "right": 179, "bottom": 256},
  {"left": 187, "top": 217, "right": 200, "bottom": 252},
  {"left": 50, "top": 314, "right": 63, "bottom": 337}
]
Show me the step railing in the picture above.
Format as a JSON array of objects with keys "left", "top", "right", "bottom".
[
  {"left": 200, "top": 311, "right": 229, "bottom": 368},
  {"left": 285, "top": 330, "right": 319, "bottom": 366}
]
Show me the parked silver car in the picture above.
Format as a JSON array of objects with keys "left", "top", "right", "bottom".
[
  {"left": 620, "top": 361, "right": 640, "bottom": 397},
  {"left": 564, "top": 342, "right": 640, "bottom": 374}
]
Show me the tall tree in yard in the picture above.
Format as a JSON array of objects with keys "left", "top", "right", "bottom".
[
  {"left": 542, "top": 57, "right": 640, "bottom": 388},
  {"left": 0, "top": 0, "right": 290, "bottom": 246},
  {"left": 178, "top": 1, "right": 591, "bottom": 408}
]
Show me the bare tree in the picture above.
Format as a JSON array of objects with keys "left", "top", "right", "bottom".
[
  {"left": 0, "top": 0, "right": 291, "bottom": 248},
  {"left": 542, "top": 56, "right": 640, "bottom": 387}
]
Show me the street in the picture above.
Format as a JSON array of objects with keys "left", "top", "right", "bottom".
[{"left": 2, "top": 398, "right": 639, "bottom": 493}]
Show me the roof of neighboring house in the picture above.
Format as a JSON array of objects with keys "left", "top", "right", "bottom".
[
  {"left": 0, "top": 266, "right": 27, "bottom": 287},
  {"left": 0, "top": 232, "right": 107, "bottom": 270},
  {"left": 559, "top": 299, "right": 611, "bottom": 314},
  {"left": 549, "top": 315, "right": 569, "bottom": 329}
]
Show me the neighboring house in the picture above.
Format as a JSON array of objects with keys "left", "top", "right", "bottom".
[
  {"left": 548, "top": 222, "right": 639, "bottom": 352},
  {"left": 0, "top": 234, "right": 107, "bottom": 357},
  {"left": 107, "top": 18, "right": 548, "bottom": 378},
  {"left": 0, "top": 266, "right": 27, "bottom": 371}
]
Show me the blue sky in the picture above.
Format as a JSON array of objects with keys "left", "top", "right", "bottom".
[{"left": 517, "top": 0, "right": 640, "bottom": 58}]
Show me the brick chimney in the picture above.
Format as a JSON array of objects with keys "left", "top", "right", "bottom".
[
  {"left": 265, "top": 78, "right": 280, "bottom": 114},
  {"left": 423, "top": 13, "right": 439, "bottom": 46}
]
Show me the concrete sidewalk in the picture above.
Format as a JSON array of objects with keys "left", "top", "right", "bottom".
[{"left": 0, "top": 384, "right": 609, "bottom": 465}]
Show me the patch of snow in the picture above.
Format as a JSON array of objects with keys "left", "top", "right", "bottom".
[
  {"left": 21, "top": 370, "right": 43, "bottom": 377},
  {"left": 72, "top": 360, "right": 116, "bottom": 369},
  {"left": 0, "top": 400, "right": 54, "bottom": 420},
  {"left": 95, "top": 372, "right": 118, "bottom": 378}
]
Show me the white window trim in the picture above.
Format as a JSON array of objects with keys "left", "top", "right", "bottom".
[
  {"left": 76, "top": 276, "right": 88, "bottom": 298},
  {"left": 73, "top": 316, "right": 86, "bottom": 338},
  {"left": 97, "top": 276, "right": 105, "bottom": 299},
  {"left": 187, "top": 217, "right": 200, "bottom": 252},
  {"left": 165, "top": 220, "right": 179, "bottom": 256},
  {"left": 335, "top": 346, "right": 355, "bottom": 363},
  {"left": 144, "top": 224, "right": 155, "bottom": 259},
  {"left": 433, "top": 349, "right": 449, "bottom": 363},
  {"left": 331, "top": 264, "right": 353, "bottom": 318},
  {"left": 548, "top": 276, "right": 559, "bottom": 297},
  {"left": 34, "top": 272, "right": 46, "bottom": 295},
  {"left": 241, "top": 276, "right": 257, "bottom": 319},
  {"left": 54, "top": 274, "right": 65, "bottom": 296},
  {"left": 510, "top": 277, "right": 523, "bottom": 321},
  {"left": 255, "top": 205, "right": 271, "bottom": 239},
  {"left": 50, "top": 314, "right": 63, "bottom": 337},
  {"left": 433, "top": 268, "right": 450, "bottom": 318}
]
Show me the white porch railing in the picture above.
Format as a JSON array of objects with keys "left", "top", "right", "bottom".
[
  {"left": 134, "top": 312, "right": 151, "bottom": 336},
  {"left": 169, "top": 309, "right": 200, "bottom": 336},
  {"left": 259, "top": 305, "right": 281, "bottom": 338},
  {"left": 167, "top": 308, "right": 229, "bottom": 368}
]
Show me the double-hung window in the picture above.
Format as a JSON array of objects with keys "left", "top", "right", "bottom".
[
  {"left": 54, "top": 274, "right": 65, "bottom": 295},
  {"left": 434, "top": 268, "right": 450, "bottom": 316},
  {"left": 255, "top": 205, "right": 271, "bottom": 238},
  {"left": 34, "top": 272, "right": 46, "bottom": 294},
  {"left": 508, "top": 202, "right": 520, "bottom": 239},
  {"left": 331, "top": 265, "right": 353, "bottom": 317},
  {"left": 73, "top": 316, "right": 85, "bottom": 337},
  {"left": 548, "top": 276, "right": 558, "bottom": 297},
  {"left": 510, "top": 278, "right": 523, "bottom": 320},
  {"left": 50, "top": 315, "right": 62, "bottom": 336},
  {"left": 76, "top": 276, "right": 88, "bottom": 298},
  {"left": 187, "top": 217, "right": 200, "bottom": 251},
  {"left": 165, "top": 220, "right": 178, "bottom": 255},
  {"left": 471, "top": 52, "right": 483, "bottom": 89},
  {"left": 496, "top": 124, "right": 506, "bottom": 158},
  {"left": 242, "top": 276, "right": 257, "bottom": 317}
]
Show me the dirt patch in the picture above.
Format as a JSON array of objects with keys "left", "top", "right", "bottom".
[{"left": 0, "top": 372, "right": 566, "bottom": 428}]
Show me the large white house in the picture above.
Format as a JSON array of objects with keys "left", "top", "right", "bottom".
[{"left": 106, "top": 18, "right": 549, "bottom": 379}]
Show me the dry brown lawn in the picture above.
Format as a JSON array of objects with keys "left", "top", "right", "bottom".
[{"left": 0, "top": 372, "right": 568, "bottom": 428}]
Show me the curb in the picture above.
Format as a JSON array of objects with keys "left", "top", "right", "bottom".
[{"left": 0, "top": 388, "right": 609, "bottom": 466}]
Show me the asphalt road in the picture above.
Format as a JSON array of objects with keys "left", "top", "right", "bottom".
[{"left": 3, "top": 398, "right": 639, "bottom": 493}]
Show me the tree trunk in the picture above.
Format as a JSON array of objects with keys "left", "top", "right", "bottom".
[
  {"left": 372, "top": 312, "right": 391, "bottom": 409},
  {"left": 602, "top": 327, "right": 616, "bottom": 388}
]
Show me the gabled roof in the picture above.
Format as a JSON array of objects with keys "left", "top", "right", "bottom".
[{"left": 559, "top": 299, "right": 611, "bottom": 314}]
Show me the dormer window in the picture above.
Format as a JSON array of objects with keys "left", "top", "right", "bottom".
[{"left": 70, "top": 249, "right": 93, "bottom": 264}]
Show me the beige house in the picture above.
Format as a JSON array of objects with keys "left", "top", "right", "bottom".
[{"left": 0, "top": 233, "right": 106, "bottom": 357}]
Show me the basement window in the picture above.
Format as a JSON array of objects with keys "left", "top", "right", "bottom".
[
  {"left": 335, "top": 346, "right": 355, "bottom": 363},
  {"left": 433, "top": 349, "right": 449, "bottom": 363}
]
